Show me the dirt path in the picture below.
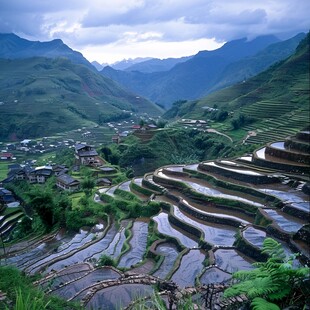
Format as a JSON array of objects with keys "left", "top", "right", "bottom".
[{"left": 206, "top": 128, "right": 233, "bottom": 142}]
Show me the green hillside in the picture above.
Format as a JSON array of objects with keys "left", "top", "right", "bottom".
[
  {"left": 0, "top": 57, "right": 163, "bottom": 140},
  {"left": 164, "top": 33, "right": 310, "bottom": 145}
]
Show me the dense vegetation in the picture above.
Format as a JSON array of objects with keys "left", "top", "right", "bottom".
[
  {"left": 0, "top": 266, "right": 82, "bottom": 310},
  {"left": 224, "top": 238, "right": 310, "bottom": 310},
  {"left": 100, "top": 128, "right": 257, "bottom": 175}
]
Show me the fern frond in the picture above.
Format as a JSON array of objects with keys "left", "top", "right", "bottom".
[
  {"left": 232, "top": 269, "right": 261, "bottom": 280},
  {"left": 262, "top": 238, "right": 286, "bottom": 260},
  {"left": 247, "top": 277, "right": 279, "bottom": 299},
  {"left": 295, "top": 267, "right": 310, "bottom": 277},
  {"left": 224, "top": 280, "right": 255, "bottom": 298},
  {"left": 268, "top": 285, "right": 291, "bottom": 300},
  {"left": 251, "top": 297, "right": 280, "bottom": 310}
]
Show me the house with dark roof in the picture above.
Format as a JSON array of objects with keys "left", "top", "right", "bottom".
[
  {"left": 27, "top": 166, "right": 53, "bottom": 184},
  {"left": 52, "top": 165, "right": 68, "bottom": 176},
  {"left": 56, "top": 174, "right": 80, "bottom": 192},
  {"left": 0, "top": 188, "right": 15, "bottom": 204},
  {"left": 74, "top": 144, "right": 98, "bottom": 165},
  {"left": 5, "top": 164, "right": 53, "bottom": 184}
]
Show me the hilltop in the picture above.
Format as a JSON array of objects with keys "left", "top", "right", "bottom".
[
  {"left": 0, "top": 57, "right": 163, "bottom": 140},
  {"left": 0, "top": 33, "right": 94, "bottom": 70}
]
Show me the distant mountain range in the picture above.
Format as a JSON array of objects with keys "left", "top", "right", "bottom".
[
  {"left": 91, "top": 55, "right": 193, "bottom": 73},
  {"left": 91, "top": 57, "right": 153, "bottom": 71},
  {"left": 0, "top": 31, "right": 307, "bottom": 141},
  {"left": 164, "top": 33, "right": 309, "bottom": 144},
  {"left": 101, "top": 33, "right": 306, "bottom": 108}
]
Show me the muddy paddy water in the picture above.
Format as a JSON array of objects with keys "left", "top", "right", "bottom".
[
  {"left": 171, "top": 249, "right": 205, "bottom": 287},
  {"left": 153, "top": 242, "right": 179, "bottom": 279},
  {"left": 118, "top": 220, "right": 148, "bottom": 268},
  {"left": 152, "top": 212, "right": 198, "bottom": 248},
  {"left": 85, "top": 284, "right": 154, "bottom": 310},
  {"left": 172, "top": 205, "right": 236, "bottom": 246}
]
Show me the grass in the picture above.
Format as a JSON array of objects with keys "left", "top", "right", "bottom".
[
  {"left": 0, "top": 266, "right": 82, "bottom": 310},
  {"left": 0, "top": 161, "right": 10, "bottom": 180}
]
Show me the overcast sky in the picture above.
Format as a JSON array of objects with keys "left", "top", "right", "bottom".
[{"left": 0, "top": 0, "right": 309, "bottom": 64}]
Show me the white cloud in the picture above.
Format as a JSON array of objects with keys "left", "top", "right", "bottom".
[{"left": 0, "top": 0, "right": 309, "bottom": 63}]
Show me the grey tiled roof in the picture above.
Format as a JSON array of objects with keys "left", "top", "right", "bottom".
[
  {"left": 78, "top": 150, "right": 98, "bottom": 157},
  {"left": 57, "top": 174, "right": 80, "bottom": 185}
]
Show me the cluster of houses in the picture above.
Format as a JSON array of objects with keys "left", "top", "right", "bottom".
[
  {"left": 111, "top": 123, "right": 158, "bottom": 144},
  {"left": 1, "top": 144, "right": 110, "bottom": 193},
  {"left": 0, "top": 138, "right": 77, "bottom": 161}
]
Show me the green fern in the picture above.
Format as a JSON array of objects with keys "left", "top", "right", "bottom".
[
  {"left": 223, "top": 238, "right": 310, "bottom": 309},
  {"left": 251, "top": 297, "right": 280, "bottom": 310}
]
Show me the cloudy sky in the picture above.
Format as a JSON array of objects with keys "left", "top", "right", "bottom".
[{"left": 0, "top": 0, "right": 309, "bottom": 64}]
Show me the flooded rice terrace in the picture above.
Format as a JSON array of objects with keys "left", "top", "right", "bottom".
[{"left": 1, "top": 131, "right": 309, "bottom": 310}]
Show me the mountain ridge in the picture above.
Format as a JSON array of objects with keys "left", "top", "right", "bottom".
[
  {"left": 163, "top": 32, "right": 309, "bottom": 144},
  {"left": 0, "top": 33, "right": 94, "bottom": 70},
  {"left": 101, "top": 33, "right": 305, "bottom": 108}
]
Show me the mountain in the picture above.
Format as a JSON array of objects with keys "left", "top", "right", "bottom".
[
  {"left": 101, "top": 34, "right": 305, "bottom": 108},
  {"left": 164, "top": 33, "right": 309, "bottom": 144},
  {"left": 206, "top": 32, "right": 306, "bottom": 94},
  {"left": 91, "top": 61, "right": 106, "bottom": 71},
  {"left": 124, "top": 55, "right": 193, "bottom": 73},
  {"left": 0, "top": 57, "right": 163, "bottom": 140},
  {"left": 111, "top": 57, "right": 153, "bottom": 70},
  {"left": 0, "top": 33, "right": 94, "bottom": 70}
]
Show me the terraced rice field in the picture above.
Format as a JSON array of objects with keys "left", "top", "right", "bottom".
[{"left": 1, "top": 132, "right": 309, "bottom": 309}]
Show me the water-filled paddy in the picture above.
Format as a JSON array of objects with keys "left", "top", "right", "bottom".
[
  {"left": 153, "top": 242, "right": 179, "bottom": 279},
  {"left": 152, "top": 212, "right": 198, "bottom": 248},
  {"left": 172, "top": 205, "right": 236, "bottom": 246},
  {"left": 85, "top": 284, "right": 154, "bottom": 310},
  {"left": 51, "top": 267, "right": 121, "bottom": 300},
  {"left": 118, "top": 221, "right": 148, "bottom": 268},
  {"left": 214, "top": 249, "right": 253, "bottom": 273},
  {"left": 200, "top": 267, "right": 231, "bottom": 284},
  {"left": 171, "top": 249, "right": 205, "bottom": 287}
]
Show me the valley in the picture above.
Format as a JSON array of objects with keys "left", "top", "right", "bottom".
[{"left": 0, "top": 31, "right": 309, "bottom": 310}]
